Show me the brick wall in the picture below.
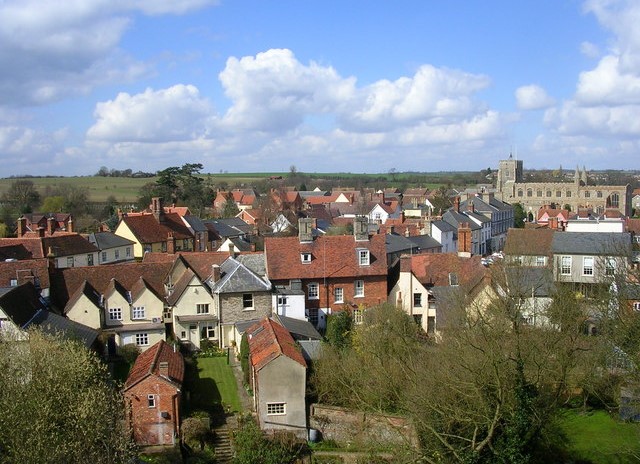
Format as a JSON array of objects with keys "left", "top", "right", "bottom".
[
  {"left": 125, "top": 376, "right": 181, "bottom": 446},
  {"left": 303, "top": 275, "right": 388, "bottom": 313}
]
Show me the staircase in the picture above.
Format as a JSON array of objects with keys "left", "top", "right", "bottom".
[{"left": 213, "top": 425, "right": 234, "bottom": 463}]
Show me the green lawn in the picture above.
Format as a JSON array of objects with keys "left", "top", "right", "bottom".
[
  {"left": 189, "top": 356, "right": 242, "bottom": 414},
  {"left": 559, "top": 409, "right": 640, "bottom": 463}
]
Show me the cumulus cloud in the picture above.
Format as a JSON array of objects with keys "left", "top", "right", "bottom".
[
  {"left": 87, "top": 85, "right": 214, "bottom": 142},
  {"left": 515, "top": 85, "right": 555, "bottom": 110},
  {"left": 0, "top": 0, "right": 219, "bottom": 105}
]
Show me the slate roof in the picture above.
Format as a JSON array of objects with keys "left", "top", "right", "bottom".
[
  {"left": 430, "top": 220, "right": 456, "bottom": 233},
  {"left": 443, "top": 210, "right": 481, "bottom": 230},
  {"left": 505, "top": 267, "right": 555, "bottom": 297},
  {"left": 551, "top": 232, "right": 632, "bottom": 256},
  {"left": 0, "top": 281, "right": 44, "bottom": 327},
  {"left": 182, "top": 215, "right": 208, "bottom": 233},
  {"left": 407, "top": 235, "right": 443, "bottom": 252},
  {"left": 504, "top": 228, "right": 555, "bottom": 257},
  {"left": 125, "top": 340, "right": 184, "bottom": 389},
  {"left": 264, "top": 234, "right": 387, "bottom": 281},
  {"left": 247, "top": 318, "right": 307, "bottom": 371},
  {"left": 209, "top": 257, "right": 271, "bottom": 294},
  {"left": 385, "top": 233, "right": 419, "bottom": 255},
  {"left": 121, "top": 213, "right": 193, "bottom": 243},
  {"left": 236, "top": 253, "right": 267, "bottom": 276},
  {"left": 0, "top": 258, "right": 50, "bottom": 289},
  {"left": 27, "top": 310, "right": 98, "bottom": 348},
  {"left": 50, "top": 262, "right": 171, "bottom": 310},
  {"left": 273, "top": 314, "right": 322, "bottom": 340},
  {"left": 88, "top": 232, "right": 135, "bottom": 250}
]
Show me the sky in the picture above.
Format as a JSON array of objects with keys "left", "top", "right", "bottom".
[{"left": 1, "top": 0, "right": 639, "bottom": 177}]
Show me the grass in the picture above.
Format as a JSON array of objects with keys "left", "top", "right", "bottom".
[
  {"left": 559, "top": 409, "right": 640, "bottom": 463},
  {"left": 189, "top": 356, "right": 242, "bottom": 414}
]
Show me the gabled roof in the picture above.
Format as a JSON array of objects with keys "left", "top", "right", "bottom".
[
  {"left": 247, "top": 318, "right": 306, "bottom": 371},
  {"left": 0, "top": 244, "right": 34, "bottom": 260},
  {"left": 272, "top": 314, "right": 322, "bottom": 341},
  {"left": 407, "top": 234, "right": 443, "bottom": 251},
  {"left": 0, "top": 282, "right": 44, "bottom": 327},
  {"left": 63, "top": 280, "right": 102, "bottom": 315},
  {"left": 442, "top": 210, "right": 481, "bottom": 230},
  {"left": 0, "top": 258, "right": 50, "bottom": 289},
  {"left": 264, "top": 234, "right": 387, "bottom": 281},
  {"left": 120, "top": 213, "right": 193, "bottom": 243},
  {"left": 125, "top": 340, "right": 184, "bottom": 390},
  {"left": 88, "top": 232, "right": 135, "bottom": 250},
  {"left": 430, "top": 219, "right": 456, "bottom": 233},
  {"left": 104, "top": 278, "right": 131, "bottom": 303},
  {"left": 50, "top": 262, "right": 171, "bottom": 310},
  {"left": 182, "top": 215, "right": 208, "bottom": 233},
  {"left": 385, "top": 233, "right": 419, "bottom": 255},
  {"left": 209, "top": 257, "right": 271, "bottom": 294},
  {"left": 551, "top": 232, "right": 632, "bottom": 256},
  {"left": 176, "top": 252, "right": 232, "bottom": 281},
  {"left": 166, "top": 268, "right": 208, "bottom": 306},
  {"left": 42, "top": 234, "right": 99, "bottom": 257},
  {"left": 0, "top": 237, "right": 46, "bottom": 258},
  {"left": 504, "top": 228, "right": 555, "bottom": 257},
  {"left": 28, "top": 310, "right": 99, "bottom": 348},
  {"left": 203, "top": 218, "right": 251, "bottom": 238},
  {"left": 409, "top": 253, "right": 488, "bottom": 289}
]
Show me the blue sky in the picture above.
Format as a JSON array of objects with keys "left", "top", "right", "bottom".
[{"left": 1, "top": 0, "right": 638, "bottom": 176}]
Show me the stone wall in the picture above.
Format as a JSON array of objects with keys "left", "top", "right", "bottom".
[{"left": 309, "top": 404, "right": 419, "bottom": 449}]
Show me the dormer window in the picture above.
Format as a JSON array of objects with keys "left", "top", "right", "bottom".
[
  {"left": 301, "top": 252, "right": 312, "bottom": 264},
  {"left": 357, "top": 249, "right": 370, "bottom": 266}
]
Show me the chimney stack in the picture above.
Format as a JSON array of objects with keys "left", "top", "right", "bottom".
[
  {"left": 152, "top": 197, "right": 164, "bottom": 222},
  {"left": 211, "top": 264, "right": 221, "bottom": 282},
  {"left": 47, "top": 217, "right": 55, "bottom": 236},
  {"left": 67, "top": 216, "right": 74, "bottom": 234},
  {"left": 17, "top": 217, "right": 26, "bottom": 237},
  {"left": 453, "top": 196, "right": 460, "bottom": 213},
  {"left": 228, "top": 242, "right": 236, "bottom": 258},
  {"left": 158, "top": 361, "right": 169, "bottom": 378},
  {"left": 457, "top": 222, "right": 472, "bottom": 258},
  {"left": 354, "top": 216, "right": 369, "bottom": 241},
  {"left": 166, "top": 232, "right": 175, "bottom": 254},
  {"left": 298, "top": 218, "right": 314, "bottom": 243}
]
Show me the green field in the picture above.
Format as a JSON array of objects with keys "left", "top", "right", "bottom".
[{"left": 559, "top": 409, "right": 640, "bottom": 463}]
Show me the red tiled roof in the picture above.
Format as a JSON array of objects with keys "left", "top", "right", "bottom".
[
  {"left": 0, "top": 258, "right": 50, "bottom": 289},
  {"left": 248, "top": 318, "right": 306, "bottom": 371},
  {"left": 125, "top": 340, "right": 184, "bottom": 389},
  {"left": 264, "top": 234, "right": 387, "bottom": 281},
  {"left": 627, "top": 218, "right": 640, "bottom": 235},
  {"left": 121, "top": 213, "right": 193, "bottom": 243},
  {"left": 504, "top": 228, "right": 555, "bottom": 256},
  {"left": 410, "top": 253, "right": 488, "bottom": 288},
  {"left": 0, "top": 238, "right": 45, "bottom": 258},
  {"left": 42, "top": 234, "right": 99, "bottom": 256}
]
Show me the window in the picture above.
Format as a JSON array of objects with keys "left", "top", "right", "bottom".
[
  {"left": 87, "top": 254, "right": 94, "bottom": 266},
  {"left": 196, "top": 303, "right": 209, "bottom": 314},
  {"left": 527, "top": 189, "right": 532, "bottom": 197},
  {"left": 66, "top": 257, "right": 74, "bottom": 267},
  {"left": 537, "top": 189, "right": 542, "bottom": 197},
  {"left": 354, "top": 280, "right": 364, "bottom": 297},
  {"left": 181, "top": 330, "right": 186, "bottom": 339},
  {"left": 566, "top": 191, "right": 572, "bottom": 198},
  {"left": 101, "top": 251, "right": 107, "bottom": 262},
  {"left": 307, "top": 307, "right": 318, "bottom": 326},
  {"left": 583, "top": 256, "right": 594, "bottom": 276},
  {"left": 126, "top": 247, "right": 131, "bottom": 258},
  {"left": 358, "top": 249, "right": 370, "bottom": 266},
  {"left": 109, "top": 307, "right": 122, "bottom": 321},
  {"left": 114, "top": 249, "right": 120, "bottom": 260},
  {"left": 183, "top": 239, "right": 189, "bottom": 249},
  {"left": 201, "top": 325, "right": 216, "bottom": 339},
  {"left": 535, "top": 256, "right": 547, "bottom": 267},
  {"left": 301, "top": 252, "right": 312, "bottom": 263},
  {"left": 607, "top": 193, "right": 620, "bottom": 208},
  {"left": 584, "top": 190, "right": 591, "bottom": 198},
  {"left": 560, "top": 256, "right": 572, "bottom": 275},
  {"left": 266, "top": 403, "right": 286, "bottom": 415},
  {"left": 278, "top": 295, "right": 288, "bottom": 306},
  {"left": 517, "top": 189, "right": 523, "bottom": 198},
  {"left": 147, "top": 394, "right": 156, "bottom": 408},
  {"left": 597, "top": 191, "right": 603, "bottom": 198},
  {"left": 606, "top": 258, "right": 616, "bottom": 276},
  {"left": 243, "top": 293, "right": 254, "bottom": 310},
  {"left": 413, "top": 293, "right": 422, "bottom": 307},
  {"left": 556, "top": 190, "right": 561, "bottom": 197},
  {"left": 334, "top": 287, "right": 343, "bottom": 303},
  {"left": 308, "top": 283, "right": 319, "bottom": 300},
  {"left": 135, "top": 333, "right": 149, "bottom": 346},
  {"left": 353, "top": 308, "right": 364, "bottom": 325},
  {"left": 132, "top": 306, "right": 145, "bottom": 320},
  {"left": 10, "top": 279, "right": 17, "bottom": 286},
  {"left": 634, "top": 302, "right": 640, "bottom": 311},
  {"left": 546, "top": 190, "right": 551, "bottom": 197}
]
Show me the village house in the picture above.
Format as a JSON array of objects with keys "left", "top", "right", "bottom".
[
  {"left": 124, "top": 340, "right": 184, "bottom": 446},
  {"left": 88, "top": 231, "right": 136, "bottom": 264}
]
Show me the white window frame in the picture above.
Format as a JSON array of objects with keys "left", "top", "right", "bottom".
[
  {"left": 560, "top": 256, "right": 572, "bottom": 275},
  {"left": 413, "top": 293, "right": 422, "bottom": 307},
  {"left": 354, "top": 280, "right": 364, "bottom": 298},
  {"left": 126, "top": 247, "right": 131, "bottom": 258},
  {"left": 535, "top": 256, "right": 546, "bottom": 267},
  {"left": 135, "top": 333, "right": 149, "bottom": 346},
  {"left": 109, "top": 307, "right": 122, "bottom": 321},
  {"left": 582, "top": 256, "right": 594, "bottom": 276},
  {"left": 605, "top": 258, "right": 616, "bottom": 276},
  {"left": 66, "top": 257, "right": 74, "bottom": 268},
  {"left": 308, "top": 282, "right": 319, "bottom": 300},
  {"left": 147, "top": 394, "right": 156, "bottom": 408},
  {"left": 353, "top": 308, "right": 364, "bottom": 325},
  {"left": 301, "top": 252, "right": 312, "bottom": 264},
  {"left": 242, "top": 293, "right": 254, "bottom": 310},
  {"left": 334, "top": 287, "right": 343, "bottom": 304},
  {"left": 266, "top": 402, "right": 286, "bottom": 415},
  {"left": 357, "top": 249, "right": 370, "bottom": 266},
  {"left": 196, "top": 303, "right": 209, "bottom": 314},
  {"left": 634, "top": 302, "right": 640, "bottom": 311},
  {"left": 132, "top": 306, "right": 145, "bottom": 320},
  {"left": 114, "top": 249, "right": 120, "bottom": 260},
  {"left": 87, "top": 254, "right": 94, "bottom": 266},
  {"left": 101, "top": 251, "right": 107, "bottom": 263}
]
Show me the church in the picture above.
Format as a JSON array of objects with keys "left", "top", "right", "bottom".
[{"left": 496, "top": 155, "right": 632, "bottom": 217}]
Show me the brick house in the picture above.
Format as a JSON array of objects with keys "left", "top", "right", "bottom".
[
  {"left": 264, "top": 217, "right": 387, "bottom": 329},
  {"left": 124, "top": 340, "right": 184, "bottom": 446}
]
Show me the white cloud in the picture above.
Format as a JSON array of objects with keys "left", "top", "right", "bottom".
[
  {"left": 87, "top": 85, "right": 214, "bottom": 142},
  {"left": 515, "top": 85, "right": 555, "bottom": 110},
  {"left": 580, "top": 41, "right": 600, "bottom": 58},
  {"left": 575, "top": 55, "right": 640, "bottom": 105}
]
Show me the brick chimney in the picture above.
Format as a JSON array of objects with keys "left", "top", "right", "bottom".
[
  {"left": 354, "top": 216, "right": 369, "bottom": 241},
  {"left": 453, "top": 196, "right": 460, "bottom": 213},
  {"left": 67, "top": 216, "right": 74, "bottom": 233},
  {"left": 158, "top": 361, "right": 169, "bottom": 378},
  {"left": 548, "top": 217, "right": 558, "bottom": 230},
  {"left": 17, "top": 217, "right": 26, "bottom": 237},
  {"left": 298, "top": 218, "right": 314, "bottom": 243},
  {"left": 467, "top": 201, "right": 475, "bottom": 213},
  {"left": 457, "top": 222, "right": 472, "bottom": 258},
  {"left": 152, "top": 197, "right": 164, "bottom": 222},
  {"left": 228, "top": 242, "right": 236, "bottom": 258},
  {"left": 167, "top": 232, "right": 175, "bottom": 254},
  {"left": 47, "top": 217, "right": 55, "bottom": 236},
  {"left": 211, "top": 264, "right": 221, "bottom": 282}
]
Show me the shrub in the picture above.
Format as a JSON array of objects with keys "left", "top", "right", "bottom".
[
  {"left": 197, "top": 339, "right": 227, "bottom": 358},
  {"left": 119, "top": 343, "right": 141, "bottom": 365}
]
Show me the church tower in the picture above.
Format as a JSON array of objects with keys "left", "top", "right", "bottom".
[{"left": 497, "top": 154, "right": 523, "bottom": 193}]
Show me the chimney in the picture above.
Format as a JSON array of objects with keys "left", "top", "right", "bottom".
[
  {"left": 453, "top": 196, "right": 460, "bottom": 213},
  {"left": 354, "top": 216, "right": 369, "bottom": 241},
  {"left": 117, "top": 208, "right": 124, "bottom": 221},
  {"left": 158, "top": 361, "right": 169, "bottom": 378},
  {"left": 298, "top": 218, "right": 314, "bottom": 243},
  {"left": 17, "top": 217, "right": 26, "bottom": 237},
  {"left": 67, "top": 217, "right": 74, "bottom": 234},
  {"left": 38, "top": 226, "right": 45, "bottom": 238},
  {"left": 457, "top": 222, "right": 472, "bottom": 258},
  {"left": 548, "top": 217, "right": 558, "bottom": 230},
  {"left": 400, "top": 254, "right": 412, "bottom": 273},
  {"left": 467, "top": 201, "right": 475, "bottom": 213},
  {"left": 152, "top": 197, "right": 164, "bottom": 222},
  {"left": 47, "top": 246, "right": 56, "bottom": 270},
  {"left": 387, "top": 225, "right": 395, "bottom": 235},
  {"left": 167, "top": 232, "right": 175, "bottom": 254},
  {"left": 211, "top": 264, "right": 221, "bottom": 282},
  {"left": 47, "top": 217, "right": 55, "bottom": 236},
  {"left": 228, "top": 242, "right": 236, "bottom": 258}
]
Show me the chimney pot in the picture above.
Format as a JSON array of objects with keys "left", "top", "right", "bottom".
[{"left": 158, "top": 361, "right": 169, "bottom": 378}]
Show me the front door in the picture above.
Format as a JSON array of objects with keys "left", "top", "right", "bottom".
[{"left": 189, "top": 324, "right": 198, "bottom": 348}]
